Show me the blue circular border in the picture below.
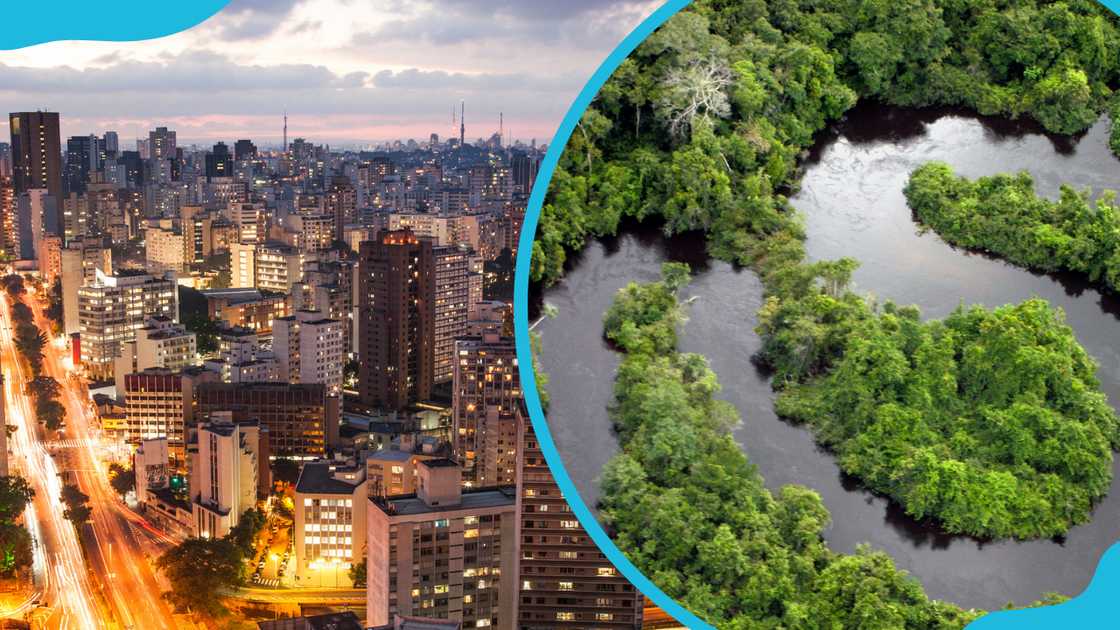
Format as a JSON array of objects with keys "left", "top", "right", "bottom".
[{"left": 511, "top": 1, "right": 710, "bottom": 627}]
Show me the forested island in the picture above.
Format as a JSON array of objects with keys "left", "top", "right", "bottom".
[
  {"left": 906, "top": 162, "right": 1120, "bottom": 291},
  {"left": 534, "top": 0, "right": 1120, "bottom": 625},
  {"left": 601, "top": 264, "right": 985, "bottom": 627},
  {"left": 771, "top": 295, "right": 1118, "bottom": 538}
]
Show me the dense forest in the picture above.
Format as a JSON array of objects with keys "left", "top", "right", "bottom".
[
  {"left": 533, "top": 0, "right": 1120, "bottom": 287},
  {"left": 599, "top": 265, "right": 1069, "bottom": 626},
  {"left": 772, "top": 295, "right": 1118, "bottom": 538},
  {"left": 906, "top": 162, "right": 1120, "bottom": 291},
  {"left": 533, "top": 0, "right": 1120, "bottom": 624}
]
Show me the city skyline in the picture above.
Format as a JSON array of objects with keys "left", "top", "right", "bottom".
[{"left": 0, "top": 0, "right": 660, "bottom": 144}]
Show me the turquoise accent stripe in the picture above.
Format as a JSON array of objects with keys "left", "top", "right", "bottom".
[
  {"left": 0, "top": 1, "right": 229, "bottom": 50},
  {"left": 512, "top": 1, "right": 710, "bottom": 628}
]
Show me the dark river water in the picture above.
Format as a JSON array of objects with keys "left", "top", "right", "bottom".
[{"left": 534, "top": 103, "right": 1120, "bottom": 610}]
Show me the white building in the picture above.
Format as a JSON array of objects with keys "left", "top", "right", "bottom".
[
  {"left": 78, "top": 269, "right": 178, "bottom": 380},
  {"left": 293, "top": 461, "right": 367, "bottom": 587},
  {"left": 272, "top": 310, "right": 344, "bottom": 393},
  {"left": 113, "top": 316, "right": 197, "bottom": 394},
  {"left": 190, "top": 418, "right": 263, "bottom": 540}
]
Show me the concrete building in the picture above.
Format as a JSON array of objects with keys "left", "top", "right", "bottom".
[
  {"left": 255, "top": 241, "right": 303, "bottom": 293},
  {"left": 38, "top": 234, "right": 62, "bottom": 285},
  {"left": 357, "top": 230, "right": 434, "bottom": 411},
  {"left": 202, "top": 288, "right": 291, "bottom": 337},
  {"left": 272, "top": 310, "right": 345, "bottom": 394},
  {"left": 78, "top": 269, "right": 178, "bottom": 380},
  {"left": 433, "top": 245, "right": 471, "bottom": 385},
  {"left": 145, "top": 222, "right": 187, "bottom": 272},
  {"left": 122, "top": 367, "right": 217, "bottom": 458},
  {"left": 203, "top": 325, "right": 280, "bottom": 383},
  {"left": 367, "top": 460, "right": 516, "bottom": 628},
  {"left": 133, "top": 437, "right": 170, "bottom": 506},
  {"left": 293, "top": 461, "right": 368, "bottom": 587},
  {"left": 60, "top": 235, "right": 113, "bottom": 335},
  {"left": 194, "top": 382, "right": 335, "bottom": 458},
  {"left": 114, "top": 316, "right": 197, "bottom": 394},
  {"left": 190, "top": 418, "right": 264, "bottom": 540},
  {"left": 517, "top": 422, "right": 644, "bottom": 629},
  {"left": 452, "top": 334, "right": 520, "bottom": 488},
  {"left": 365, "top": 448, "right": 437, "bottom": 499}
]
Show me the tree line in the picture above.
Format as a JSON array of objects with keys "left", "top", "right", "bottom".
[{"left": 906, "top": 161, "right": 1120, "bottom": 292}]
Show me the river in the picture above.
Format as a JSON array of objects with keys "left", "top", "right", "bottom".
[{"left": 534, "top": 103, "right": 1120, "bottom": 610}]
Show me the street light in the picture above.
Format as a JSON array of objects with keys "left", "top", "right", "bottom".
[
  {"left": 330, "top": 558, "right": 340, "bottom": 588},
  {"left": 270, "top": 553, "right": 279, "bottom": 584}
]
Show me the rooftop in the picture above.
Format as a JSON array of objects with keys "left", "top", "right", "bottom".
[
  {"left": 373, "top": 486, "right": 515, "bottom": 517},
  {"left": 295, "top": 462, "right": 363, "bottom": 495}
]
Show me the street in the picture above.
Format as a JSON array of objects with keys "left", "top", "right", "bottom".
[{"left": 0, "top": 291, "right": 178, "bottom": 629}]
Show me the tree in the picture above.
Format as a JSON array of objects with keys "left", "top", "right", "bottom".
[
  {"left": 0, "top": 522, "right": 32, "bottom": 577},
  {"left": 60, "top": 484, "right": 92, "bottom": 528},
  {"left": 348, "top": 557, "right": 367, "bottom": 588},
  {"left": 0, "top": 476, "right": 34, "bottom": 522},
  {"left": 658, "top": 56, "right": 734, "bottom": 140},
  {"left": 224, "top": 508, "right": 266, "bottom": 556},
  {"left": 108, "top": 464, "right": 136, "bottom": 500},
  {"left": 157, "top": 537, "right": 244, "bottom": 617},
  {"left": 271, "top": 459, "right": 301, "bottom": 486}
]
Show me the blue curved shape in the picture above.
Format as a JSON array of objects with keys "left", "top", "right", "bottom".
[
  {"left": 512, "top": 1, "right": 709, "bottom": 628},
  {"left": 512, "top": 1, "right": 1120, "bottom": 629},
  {"left": 966, "top": 542, "right": 1120, "bottom": 629},
  {"left": 0, "top": 0, "right": 229, "bottom": 50}
]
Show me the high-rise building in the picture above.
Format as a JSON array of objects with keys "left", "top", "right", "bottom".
[
  {"left": 194, "top": 382, "right": 335, "bottom": 458},
  {"left": 272, "top": 310, "right": 345, "bottom": 393},
  {"left": 9, "top": 112, "right": 63, "bottom": 228},
  {"left": 0, "top": 179, "right": 15, "bottom": 261},
  {"left": 254, "top": 241, "right": 302, "bottom": 293},
  {"left": 366, "top": 460, "right": 517, "bottom": 627},
  {"left": 452, "top": 334, "right": 520, "bottom": 488},
  {"left": 357, "top": 230, "right": 435, "bottom": 411},
  {"left": 60, "top": 235, "right": 113, "bottom": 335},
  {"left": 327, "top": 176, "right": 357, "bottom": 241},
  {"left": 0, "top": 143, "right": 11, "bottom": 179},
  {"left": 102, "top": 131, "right": 119, "bottom": 158},
  {"left": 148, "top": 126, "right": 176, "bottom": 162},
  {"left": 113, "top": 316, "right": 197, "bottom": 394},
  {"left": 433, "top": 245, "right": 471, "bottom": 385},
  {"left": 77, "top": 269, "right": 178, "bottom": 380},
  {"left": 189, "top": 417, "right": 264, "bottom": 540},
  {"left": 233, "top": 139, "right": 257, "bottom": 162},
  {"left": 15, "top": 189, "right": 55, "bottom": 259},
  {"left": 205, "top": 142, "right": 232, "bottom": 180},
  {"left": 64, "top": 134, "right": 98, "bottom": 195},
  {"left": 517, "top": 421, "right": 644, "bottom": 629}
]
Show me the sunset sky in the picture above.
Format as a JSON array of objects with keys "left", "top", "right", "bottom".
[{"left": 0, "top": 0, "right": 659, "bottom": 147}]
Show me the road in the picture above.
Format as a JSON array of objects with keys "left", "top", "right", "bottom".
[
  {"left": 1, "top": 292, "right": 180, "bottom": 629},
  {"left": 0, "top": 292, "right": 103, "bottom": 629},
  {"left": 27, "top": 294, "right": 179, "bottom": 629}
]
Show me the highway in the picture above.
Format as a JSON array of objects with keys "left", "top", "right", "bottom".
[
  {"left": 28, "top": 294, "right": 179, "bottom": 629},
  {"left": 1, "top": 291, "right": 180, "bottom": 629},
  {"left": 0, "top": 292, "right": 103, "bottom": 629}
]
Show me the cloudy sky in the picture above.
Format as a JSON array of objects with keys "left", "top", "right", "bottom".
[{"left": 0, "top": 0, "right": 659, "bottom": 147}]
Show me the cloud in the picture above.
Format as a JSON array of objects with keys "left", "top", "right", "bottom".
[{"left": 207, "top": 0, "right": 306, "bottom": 41}]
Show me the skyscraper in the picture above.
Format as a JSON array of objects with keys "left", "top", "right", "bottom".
[
  {"left": 65, "top": 134, "right": 98, "bottom": 195},
  {"left": 205, "top": 142, "right": 232, "bottom": 180},
  {"left": 357, "top": 229, "right": 435, "bottom": 411},
  {"left": 517, "top": 419, "right": 644, "bottom": 629},
  {"left": 453, "top": 334, "right": 520, "bottom": 488},
  {"left": 8, "top": 112, "right": 63, "bottom": 228}
]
